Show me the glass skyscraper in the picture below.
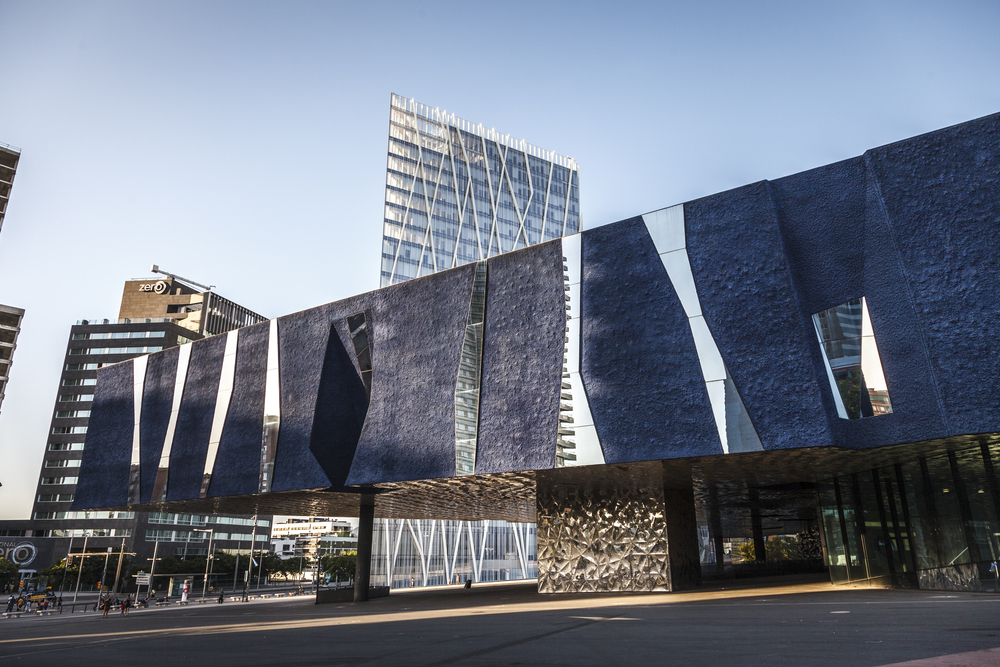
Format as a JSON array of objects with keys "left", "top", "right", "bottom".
[{"left": 380, "top": 94, "right": 580, "bottom": 286}]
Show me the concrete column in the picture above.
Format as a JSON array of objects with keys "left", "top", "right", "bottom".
[
  {"left": 748, "top": 485, "right": 766, "bottom": 563},
  {"left": 664, "top": 482, "right": 701, "bottom": 591},
  {"left": 708, "top": 484, "right": 726, "bottom": 574},
  {"left": 354, "top": 494, "right": 375, "bottom": 602}
]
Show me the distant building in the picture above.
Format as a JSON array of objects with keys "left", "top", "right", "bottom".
[
  {"left": 0, "top": 144, "right": 24, "bottom": 417},
  {"left": 269, "top": 518, "right": 357, "bottom": 569},
  {"left": 380, "top": 94, "right": 580, "bottom": 286},
  {"left": 118, "top": 272, "right": 264, "bottom": 336},
  {"left": 270, "top": 517, "right": 353, "bottom": 540},
  {"left": 0, "top": 305, "right": 24, "bottom": 416},
  {"left": 0, "top": 143, "right": 18, "bottom": 236},
  {"left": 10, "top": 273, "right": 270, "bottom": 579}
]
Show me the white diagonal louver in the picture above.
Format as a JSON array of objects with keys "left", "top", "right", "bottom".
[
  {"left": 381, "top": 94, "right": 581, "bottom": 286},
  {"left": 642, "top": 206, "right": 763, "bottom": 454},
  {"left": 370, "top": 519, "right": 537, "bottom": 588}
]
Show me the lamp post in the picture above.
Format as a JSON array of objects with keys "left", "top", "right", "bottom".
[
  {"left": 243, "top": 516, "right": 257, "bottom": 602},
  {"left": 98, "top": 547, "right": 112, "bottom": 594},
  {"left": 59, "top": 537, "right": 74, "bottom": 594},
  {"left": 146, "top": 540, "right": 161, "bottom": 602},
  {"left": 72, "top": 535, "right": 88, "bottom": 602},
  {"left": 193, "top": 528, "right": 214, "bottom": 599}
]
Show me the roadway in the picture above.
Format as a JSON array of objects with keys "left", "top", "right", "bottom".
[{"left": 1, "top": 575, "right": 998, "bottom": 666}]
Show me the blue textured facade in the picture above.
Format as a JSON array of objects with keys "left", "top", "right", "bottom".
[
  {"left": 166, "top": 334, "right": 225, "bottom": 501},
  {"left": 138, "top": 347, "right": 177, "bottom": 504},
  {"left": 475, "top": 242, "right": 565, "bottom": 474},
  {"left": 581, "top": 217, "right": 722, "bottom": 462},
  {"left": 74, "top": 112, "right": 1000, "bottom": 517},
  {"left": 208, "top": 320, "right": 268, "bottom": 498},
  {"left": 74, "top": 360, "right": 134, "bottom": 509}
]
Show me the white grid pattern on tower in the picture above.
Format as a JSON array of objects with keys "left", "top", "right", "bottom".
[{"left": 381, "top": 94, "right": 580, "bottom": 287}]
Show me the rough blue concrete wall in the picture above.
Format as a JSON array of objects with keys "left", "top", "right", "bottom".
[
  {"left": 476, "top": 240, "right": 565, "bottom": 473},
  {"left": 69, "top": 112, "right": 1000, "bottom": 510},
  {"left": 309, "top": 318, "right": 369, "bottom": 488},
  {"left": 826, "top": 167, "right": 951, "bottom": 449},
  {"left": 347, "top": 263, "right": 476, "bottom": 485},
  {"left": 74, "top": 360, "right": 133, "bottom": 510},
  {"left": 769, "top": 157, "right": 866, "bottom": 314},
  {"left": 272, "top": 304, "right": 338, "bottom": 491},
  {"left": 581, "top": 217, "right": 722, "bottom": 462},
  {"left": 685, "top": 183, "right": 834, "bottom": 451},
  {"left": 138, "top": 347, "right": 178, "bottom": 503},
  {"left": 209, "top": 322, "right": 268, "bottom": 497},
  {"left": 166, "top": 334, "right": 226, "bottom": 501},
  {"left": 864, "top": 112, "right": 1000, "bottom": 439}
]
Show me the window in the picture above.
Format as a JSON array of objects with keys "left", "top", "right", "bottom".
[
  {"left": 55, "top": 410, "right": 90, "bottom": 418},
  {"left": 35, "top": 510, "right": 132, "bottom": 520},
  {"left": 62, "top": 378, "right": 97, "bottom": 387},
  {"left": 65, "top": 363, "right": 100, "bottom": 371},
  {"left": 41, "top": 528, "right": 131, "bottom": 538},
  {"left": 41, "top": 477, "right": 78, "bottom": 485},
  {"left": 49, "top": 442, "right": 85, "bottom": 451},
  {"left": 145, "top": 530, "right": 209, "bottom": 542},
  {"left": 44, "top": 459, "right": 78, "bottom": 468},
  {"left": 812, "top": 297, "right": 894, "bottom": 419},
  {"left": 70, "top": 346, "right": 163, "bottom": 356},
  {"left": 37, "top": 494, "right": 75, "bottom": 502},
  {"left": 73, "top": 331, "right": 165, "bottom": 341},
  {"left": 58, "top": 394, "right": 90, "bottom": 403},
  {"left": 51, "top": 427, "right": 88, "bottom": 436}
]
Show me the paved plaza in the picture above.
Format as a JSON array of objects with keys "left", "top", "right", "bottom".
[{"left": 1, "top": 577, "right": 999, "bottom": 666}]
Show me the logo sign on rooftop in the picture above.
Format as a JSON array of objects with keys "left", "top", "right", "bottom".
[{"left": 138, "top": 280, "right": 169, "bottom": 295}]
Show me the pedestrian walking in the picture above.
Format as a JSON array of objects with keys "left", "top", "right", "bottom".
[
  {"left": 102, "top": 596, "right": 112, "bottom": 618},
  {"left": 5, "top": 595, "right": 13, "bottom": 613}
]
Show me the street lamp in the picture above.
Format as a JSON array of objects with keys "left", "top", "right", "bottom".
[{"left": 192, "top": 528, "right": 214, "bottom": 599}]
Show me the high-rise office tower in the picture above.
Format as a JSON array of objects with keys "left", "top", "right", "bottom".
[
  {"left": 0, "top": 306, "right": 24, "bottom": 416},
  {"left": 373, "top": 97, "right": 575, "bottom": 585},
  {"left": 380, "top": 94, "right": 581, "bottom": 286},
  {"left": 22, "top": 273, "right": 272, "bottom": 576},
  {"left": 0, "top": 143, "right": 18, "bottom": 237},
  {"left": 0, "top": 144, "right": 23, "bottom": 416}
]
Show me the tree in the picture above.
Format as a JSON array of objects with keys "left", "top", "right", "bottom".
[
  {"left": 38, "top": 554, "right": 133, "bottom": 591},
  {"left": 735, "top": 536, "right": 801, "bottom": 563},
  {"left": 320, "top": 552, "right": 357, "bottom": 586},
  {"left": 0, "top": 559, "right": 16, "bottom": 589},
  {"left": 260, "top": 553, "right": 286, "bottom": 580}
]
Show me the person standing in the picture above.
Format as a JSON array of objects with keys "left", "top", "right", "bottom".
[{"left": 102, "top": 596, "right": 112, "bottom": 618}]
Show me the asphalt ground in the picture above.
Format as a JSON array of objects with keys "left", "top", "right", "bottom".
[{"left": 1, "top": 575, "right": 999, "bottom": 666}]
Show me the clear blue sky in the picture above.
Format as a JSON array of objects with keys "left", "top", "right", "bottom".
[{"left": 1, "top": 0, "right": 998, "bottom": 518}]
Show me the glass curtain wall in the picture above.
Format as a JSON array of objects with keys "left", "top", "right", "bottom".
[
  {"left": 381, "top": 94, "right": 580, "bottom": 287},
  {"left": 369, "top": 519, "right": 537, "bottom": 589},
  {"left": 819, "top": 440, "right": 1000, "bottom": 590}
]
